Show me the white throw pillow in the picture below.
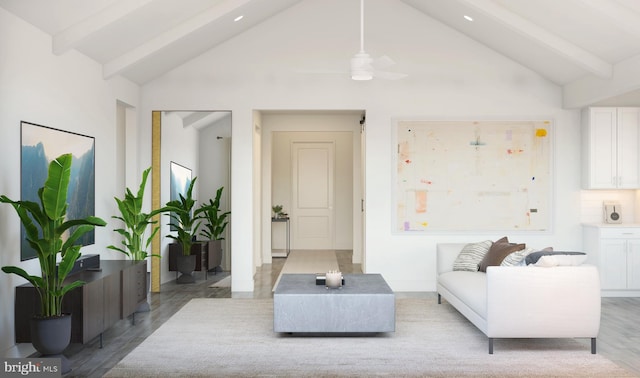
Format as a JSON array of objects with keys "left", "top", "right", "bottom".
[
  {"left": 453, "top": 240, "right": 492, "bottom": 272},
  {"left": 534, "top": 254, "right": 588, "bottom": 267},
  {"left": 501, "top": 247, "right": 536, "bottom": 266}
]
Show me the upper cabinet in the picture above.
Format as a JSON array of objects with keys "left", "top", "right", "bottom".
[{"left": 582, "top": 107, "right": 640, "bottom": 189}]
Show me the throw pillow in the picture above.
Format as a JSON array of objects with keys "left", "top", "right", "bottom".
[
  {"left": 525, "top": 251, "right": 587, "bottom": 267},
  {"left": 494, "top": 236, "right": 509, "bottom": 244},
  {"left": 501, "top": 246, "right": 552, "bottom": 266},
  {"left": 478, "top": 241, "right": 526, "bottom": 272},
  {"left": 453, "top": 240, "right": 493, "bottom": 272}
]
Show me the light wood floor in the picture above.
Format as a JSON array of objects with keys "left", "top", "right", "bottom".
[{"left": 28, "top": 251, "right": 640, "bottom": 377}]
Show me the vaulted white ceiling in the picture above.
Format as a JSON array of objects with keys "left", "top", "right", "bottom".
[{"left": 2, "top": 0, "right": 640, "bottom": 106}]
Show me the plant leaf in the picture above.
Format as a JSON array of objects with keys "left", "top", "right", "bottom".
[{"left": 41, "top": 154, "right": 72, "bottom": 220}]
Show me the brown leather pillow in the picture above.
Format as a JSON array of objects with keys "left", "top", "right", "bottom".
[
  {"left": 494, "top": 236, "right": 508, "bottom": 244},
  {"left": 478, "top": 241, "right": 525, "bottom": 272}
]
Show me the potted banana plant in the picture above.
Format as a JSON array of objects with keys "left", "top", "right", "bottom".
[
  {"left": 1, "top": 154, "right": 106, "bottom": 373},
  {"left": 164, "top": 177, "right": 211, "bottom": 283},
  {"left": 108, "top": 167, "right": 168, "bottom": 309},
  {"left": 108, "top": 167, "right": 166, "bottom": 261},
  {"left": 199, "top": 186, "right": 230, "bottom": 273}
]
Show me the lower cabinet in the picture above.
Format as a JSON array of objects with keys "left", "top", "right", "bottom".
[
  {"left": 15, "top": 260, "right": 147, "bottom": 344},
  {"left": 121, "top": 260, "right": 148, "bottom": 317},
  {"left": 583, "top": 225, "right": 640, "bottom": 296}
]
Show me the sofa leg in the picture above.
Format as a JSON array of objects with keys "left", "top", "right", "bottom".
[
  {"left": 591, "top": 338, "right": 596, "bottom": 354},
  {"left": 488, "top": 338, "right": 494, "bottom": 354},
  {"left": 437, "top": 293, "right": 441, "bottom": 304}
]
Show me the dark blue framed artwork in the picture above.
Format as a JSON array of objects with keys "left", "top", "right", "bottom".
[
  {"left": 20, "top": 121, "right": 96, "bottom": 261},
  {"left": 169, "top": 161, "right": 192, "bottom": 231}
]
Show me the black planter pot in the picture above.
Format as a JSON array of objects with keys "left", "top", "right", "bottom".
[
  {"left": 176, "top": 254, "right": 196, "bottom": 284},
  {"left": 31, "top": 314, "right": 72, "bottom": 374}
]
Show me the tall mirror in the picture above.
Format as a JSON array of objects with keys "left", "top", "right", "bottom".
[{"left": 150, "top": 110, "right": 232, "bottom": 292}]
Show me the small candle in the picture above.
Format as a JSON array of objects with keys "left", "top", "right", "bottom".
[{"left": 325, "top": 270, "right": 342, "bottom": 288}]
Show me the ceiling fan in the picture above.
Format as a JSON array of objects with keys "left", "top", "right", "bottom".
[{"left": 351, "top": 0, "right": 407, "bottom": 80}]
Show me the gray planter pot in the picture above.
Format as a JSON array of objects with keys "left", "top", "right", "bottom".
[
  {"left": 207, "top": 239, "right": 223, "bottom": 272},
  {"left": 31, "top": 314, "right": 72, "bottom": 374},
  {"left": 176, "top": 254, "right": 196, "bottom": 284}
]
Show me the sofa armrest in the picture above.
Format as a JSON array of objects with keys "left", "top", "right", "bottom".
[
  {"left": 436, "top": 243, "right": 468, "bottom": 275},
  {"left": 485, "top": 265, "right": 601, "bottom": 338}
]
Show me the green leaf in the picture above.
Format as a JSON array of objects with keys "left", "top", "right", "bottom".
[
  {"left": 107, "top": 245, "right": 129, "bottom": 256},
  {"left": 42, "top": 154, "right": 72, "bottom": 220},
  {"left": 137, "top": 167, "right": 151, "bottom": 202},
  {"left": 57, "top": 245, "right": 81, "bottom": 280},
  {"left": 0, "top": 197, "right": 43, "bottom": 240},
  {"left": 61, "top": 224, "right": 97, "bottom": 253},
  {"left": 60, "top": 280, "right": 85, "bottom": 297},
  {"left": 58, "top": 216, "right": 107, "bottom": 235},
  {"left": 1, "top": 266, "right": 40, "bottom": 287}
]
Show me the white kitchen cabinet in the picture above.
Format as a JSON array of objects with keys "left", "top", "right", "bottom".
[
  {"left": 582, "top": 107, "right": 640, "bottom": 189},
  {"left": 583, "top": 224, "right": 640, "bottom": 296}
]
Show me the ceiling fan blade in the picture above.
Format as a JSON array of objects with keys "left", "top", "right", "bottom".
[
  {"left": 295, "top": 68, "right": 347, "bottom": 75},
  {"left": 372, "top": 70, "right": 408, "bottom": 80},
  {"left": 372, "top": 55, "right": 396, "bottom": 70}
]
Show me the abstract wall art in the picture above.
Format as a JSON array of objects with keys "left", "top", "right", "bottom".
[
  {"left": 395, "top": 120, "right": 552, "bottom": 232},
  {"left": 20, "top": 121, "right": 96, "bottom": 260},
  {"left": 169, "top": 161, "right": 192, "bottom": 231}
]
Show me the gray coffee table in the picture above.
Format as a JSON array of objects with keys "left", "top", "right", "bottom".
[{"left": 273, "top": 273, "right": 395, "bottom": 333}]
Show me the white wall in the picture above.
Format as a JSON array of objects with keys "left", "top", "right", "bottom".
[
  {"left": 0, "top": 8, "right": 139, "bottom": 354},
  {"left": 581, "top": 190, "right": 639, "bottom": 224},
  {"left": 140, "top": 0, "right": 581, "bottom": 293},
  {"left": 198, "top": 115, "right": 232, "bottom": 270}
]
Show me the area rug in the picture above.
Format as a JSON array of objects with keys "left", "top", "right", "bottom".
[
  {"left": 104, "top": 298, "right": 634, "bottom": 377},
  {"left": 273, "top": 249, "right": 339, "bottom": 290},
  {"left": 208, "top": 275, "right": 231, "bottom": 288}
]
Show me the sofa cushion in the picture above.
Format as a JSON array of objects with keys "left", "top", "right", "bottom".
[
  {"left": 479, "top": 241, "right": 525, "bottom": 272},
  {"left": 526, "top": 251, "right": 587, "bottom": 267},
  {"left": 453, "top": 240, "right": 492, "bottom": 272}
]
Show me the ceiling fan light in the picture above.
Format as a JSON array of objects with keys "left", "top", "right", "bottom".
[
  {"left": 351, "top": 74, "right": 373, "bottom": 81},
  {"left": 351, "top": 53, "right": 373, "bottom": 80},
  {"left": 352, "top": 72, "right": 373, "bottom": 80}
]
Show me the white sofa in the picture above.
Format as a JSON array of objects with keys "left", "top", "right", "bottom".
[{"left": 436, "top": 243, "right": 601, "bottom": 354}]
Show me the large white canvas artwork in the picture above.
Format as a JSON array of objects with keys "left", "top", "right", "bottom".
[{"left": 395, "top": 120, "right": 552, "bottom": 232}]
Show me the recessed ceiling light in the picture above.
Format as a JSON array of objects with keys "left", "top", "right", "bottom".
[
  {"left": 464, "top": 15, "right": 473, "bottom": 22},
  {"left": 234, "top": 15, "right": 244, "bottom": 22}
]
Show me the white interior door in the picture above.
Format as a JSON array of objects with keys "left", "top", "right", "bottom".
[{"left": 292, "top": 141, "right": 335, "bottom": 249}]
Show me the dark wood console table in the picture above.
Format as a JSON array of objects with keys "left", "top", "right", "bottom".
[{"left": 14, "top": 260, "right": 147, "bottom": 345}]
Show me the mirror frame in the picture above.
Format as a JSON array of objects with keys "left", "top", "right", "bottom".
[{"left": 151, "top": 111, "right": 161, "bottom": 292}]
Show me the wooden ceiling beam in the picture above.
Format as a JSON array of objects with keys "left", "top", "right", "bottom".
[
  {"left": 52, "top": 0, "right": 154, "bottom": 55},
  {"left": 582, "top": 0, "right": 640, "bottom": 40},
  {"left": 103, "top": 0, "right": 251, "bottom": 79},
  {"left": 459, "top": 0, "right": 612, "bottom": 79}
]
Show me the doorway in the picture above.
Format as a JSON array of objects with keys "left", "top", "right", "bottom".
[{"left": 260, "top": 110, "right": 365, "bottom": 266}]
